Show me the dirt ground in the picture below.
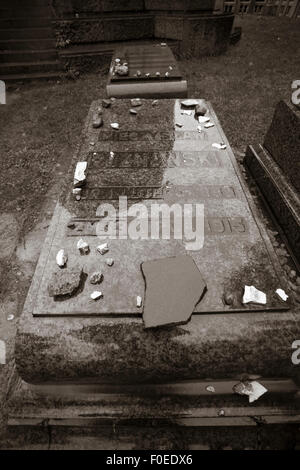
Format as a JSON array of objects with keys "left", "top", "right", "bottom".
[{"left": 0, "top": 14, "right": 299, "bottom": 448}]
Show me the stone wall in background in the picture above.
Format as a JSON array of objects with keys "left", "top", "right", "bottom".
[{"left": 51, "top": 0, "right": 233, "bottom": 58}]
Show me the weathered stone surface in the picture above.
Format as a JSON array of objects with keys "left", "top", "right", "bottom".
[
  {"left": 15, "top": 99, "right": 299, "bottom": 386},
  {"left": 142, "top": 255, "right": 206, "bottom": 328},
  {"left": 264, "top": 100, "right": 300, "bottom": 193},
  {"left": 48, "top": 267, "right": 83, "bottom": 297},
  {"left": 245, "top": 144, "right": 300, "bottom": 262}
]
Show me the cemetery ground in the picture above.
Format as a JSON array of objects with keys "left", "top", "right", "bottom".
[{"left": 0, "top": 15, "right": 299, "bottom": 449}]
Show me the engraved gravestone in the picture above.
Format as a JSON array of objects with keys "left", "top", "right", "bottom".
[
  {"left": 25, "top": 99, "right": 287, "bottom": 317},
  {"left": 15, "top": 98, "right": 297, "bottom": 386}
]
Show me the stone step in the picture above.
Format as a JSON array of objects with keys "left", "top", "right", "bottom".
[
  {"left": 0, "top": 60, "right": 62, "bottom": 76},
  {"left": 0, "top": 70, "right": 65, "bottom": 83},
  {"left": 0, "top": 17, "right": 52, "bottom": 29},
  {"left": 0, "top": 38, "right": 54, "bottom": 50},
  {"left": 3, "top": 378, "right": 299, "bottom": 449},
  {"left": 0, "top": 49, "right": 57, "bottom": 63},
  {"left": 0, "top": 27, "right": 53, "bottom": 40}
]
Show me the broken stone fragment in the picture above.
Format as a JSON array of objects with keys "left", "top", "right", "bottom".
[
  {"left": 198, "top": 116, "right": 210, "bottom": 123},
  {"left": 110, "top": 122, "right": 119, "bottom": 130},
  {"left": 145, "top": 73, "right": 150, "bottom": 77},
  {"left": 176, "top": 123, "right": 183, "bottom": 128},
  {"left": 129, "top": 108, "right": 137, "bottom": 115},
  {"left": 156, "top": 72, "right": 160, "bottom": 77},
  {"left": 233, "top": 380, "right": 267, "bottom": 403},
  {"left": 77, "top": 238, "right": 89, "bottom": 255},
  {"left": 204, "top": 122, "right": 214, "bottom": 128},
  {"left": 74, "top": 161, "right": 87, "bottom": 187},
  {"left": 152, "top": 100, "right": 158, "bottom": 106},
  {"left": 91, "top": 291, "right": 103, "bottom": 300},
  {"left": 92, "top": 114, "right": 103, "bottom": 128},
  {"left": 195, "top": 101, "right": 208, "bottom": 116},
  {"left": 97, "top": 243, "right": 109, "bottom": 255},
  {"left": 115, "top": 58, "right": 120, "bottom": 64},
  {"left": 76, "top": 195, "right": 81, "bottom": 201},
  {"left": 90, "top": 271, "right": 103, "bottom": 284},
  {"left": 276, "top": 288, "right": 288, "bottom": 301},
  {"left": 136, "top": 70, "right": 142, "bottom": 77},
  {"left": 48, "top": 266, "right": 83, "bottom": 297},
  {"left": 141, "top": 255, "right": 206, "bottom": 328},
  {"left": 106, "top": 258, "right": 114, "bottom": 266},
  {"left": 56, "top": 249, "right": 67, "bottom": 268},
  {"left": 206, "top": 385, "right": 215, "bottom": 393},
  {"left": 197, "top": 125, "right": 202, "bottom": 133},
  {"left": 102, "top": 99, "right": 111, "bottom": 108},
  {"left": 212, "top": 143, "right": 227, "bottom": 150},
  {"left": 181, "top": 99, "right": 199, "bottom": 107},
  {"left": 165, "top": 72, "right": 169, "bottom": 78},
  {"left": 131, "top": 98, "right": 142, "bottom": 107},
  {"left": 243, "top": 285, "right": 266, "bottom": 305},
  {"left": 72, "top": 188, "right": 82, "bottom": 196},
  {"left": 136, "top": 296, "right": 143, "bottom": 308},
  {"left": 181, "top": 110, "right": 192, "bottom": 116}
]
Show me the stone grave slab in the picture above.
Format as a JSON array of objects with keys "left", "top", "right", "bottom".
[
  {"left": 16, "top": 98, "right": 299, "bottom": 385},
  {"left": 29, "top": 98, "right": 289, "bottom": 317},
  {"left": 106, "top": 44, "right": 187, "bottom": 98}
]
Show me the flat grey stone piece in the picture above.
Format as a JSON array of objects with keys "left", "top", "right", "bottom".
[
  {"left": 141, "top": 255, "right": 206, "bottom": 328},
  {"left": 48, "top": 267, "right": 83, "bottom": 298}
]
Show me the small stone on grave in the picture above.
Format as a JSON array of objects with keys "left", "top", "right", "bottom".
[
  {"left": 91, "top": 291, "right": 103, "bottom": 301},
  {"left": 131, "top": 98, "right": 142, "bottom": 107},
  {"left": 102, "top": 99, "right": 111, "bottom": 108},
  {"left": 48, "top": 266, "right": 83, "bottom": 298},
  {"left": 74, "top": 161, "right": 87, "bottom": 187},
  {"left": 110, "top": 123, "right": 119, "bottom": 130},
  {"left": 77, "top": 238, "right": 89, "bottom": 255},
  {"left": 56, "top": 249, "right": 67, "bottom": 268},
  {"left": 106, "top": 258, "right": 114, "bottom": 267},
  {"left": 90, "top": 272, "right": 103, "bottom": 285},
  {"left": 97, "top": 243, "right": 109, "bottom": 255}
]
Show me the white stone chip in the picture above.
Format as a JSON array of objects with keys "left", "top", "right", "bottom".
[
  {"left": 206, "top": 385, "right": 215, "bottom": 393},
  {"left": 181, "top": 110, "right": 192, "bottom": 116},
  {"left": 97, "top": 243, "right": 109, "bottom": 255},
  {"left": 110, "top": 123, "right": 119, "bottom": 130},
  {"left": 204, "top": 122, "right": 214, "bottom": 128},
  {"left": 212, "top": 143, "right": 227, "bottom": 150},
  {"left": 176, "top": 123, "right": 183, "bottom": 128},
  {"left": 56, "top": 249, "right": 67, "bottom": 267},
  {"left": 243, "top": 285, "right": 267, "bottom": 305},
  {"left": 0, "top": 340, "right": 5, "bottom": 364},
  {"left": 74, "top": 161, "right": 87, "bottom": 186},
  {"left": 136, "top": 296, "right": 143, "bottom": 308},
  {"left": 276, "top": 288, "right": 289, "bottom": 301},
  {"left": 72, "top": 188, "right": 82, "bottom": 195},
  {"left": 77, "top": 238, "right": 89, "bottom": 254},
  {"left": 198, "top": 116, "right": 210, "bottom": 123},
  {"left": 197, "top": 125, "right": 202, "bottom": 133},
  {"left": 130, "top": 108, "right": 137, "bottom": 115},
  {"left": 110, "top": 151, "right": 115, "bottom": 159},
  {"left": 106, "top": 258, "right": 114, "bottom": 266},
  {"left": 91, "top": 291, "right": 103, "bottom": 300},
  {"left": 181, "top": 99, "right": 199, "bottom": 107},
  {"left": 7, "top": 315, "right": 14, "bottom": 322},
  {"left": 248, "top": 381, "right": 268, "bottom": 403},
  {"left": 152, "top": 100, "right": 158, "bottom": 106}
]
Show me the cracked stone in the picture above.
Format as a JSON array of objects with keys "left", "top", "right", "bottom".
[
  {"left": 48, "top": 267, "right": 83, "bottom": 297},
  {"left": 141, "top": 255, "right": 206, "bottom": 328}
]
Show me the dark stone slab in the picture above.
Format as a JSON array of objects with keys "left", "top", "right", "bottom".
[
  {"left": 245, "top": 144, "right": 300, "bottom": 263},
  {"left": 264, "top": 100, "right": 300, "bottom": 193},
  {"left": 15, "top": 99, "right": 298, "bottom": 385},
  {"left": 106, "top": 44, "right": 187, "bottom": 98},
  {"left": 154, "top": 14, "right": 234, "bottom": 57},
  {"left": 142, "top": 255, "right": 206, "bottom": 328}
]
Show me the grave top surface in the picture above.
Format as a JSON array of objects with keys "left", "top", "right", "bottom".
[
  {"left": 32, "top": 99, "right": 288, "bottom": 316},
  {"left": 110, "top": 44, "right": 182, "bottom": 82}
]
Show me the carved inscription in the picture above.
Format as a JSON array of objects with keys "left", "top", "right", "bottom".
[{"left": 88, "top": 151, "right": 224, "bottom": 169}]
